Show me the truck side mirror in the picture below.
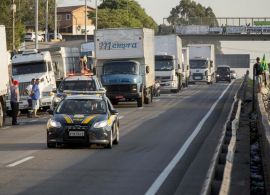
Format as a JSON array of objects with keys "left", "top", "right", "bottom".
[
  {"left": 146, "top": 66, "right": 150, "bottom": 74},
  {"left": 210, "top": 60, "right": 213, "bottom": 68}
]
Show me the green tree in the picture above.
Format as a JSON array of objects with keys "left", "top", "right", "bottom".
[
  {"left": 167, "top": 0, "right": 218, "bottom": 26},
  {"left": 89, "top": 0, "right": 157, "bottom": 31},
  {"left": 0, "top": 0, "right": 55, "bottom": 50}
]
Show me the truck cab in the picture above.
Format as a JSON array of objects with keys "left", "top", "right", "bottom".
[
  {"left": 155, "top": 54, "right": 181, "bottom": 93},
  {"left": 189, "top": 57, "right": 214, "bottom": 84},
  {"left": 101, "top": 60, "right": 143, "bottom": 105},
  {"left": 7, "top": 50, "right": 56, "bottom": 111}
]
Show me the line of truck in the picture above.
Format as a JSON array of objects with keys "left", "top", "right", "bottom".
[{"left": 0, "top": 26, "right": 217, "bottom": 127}]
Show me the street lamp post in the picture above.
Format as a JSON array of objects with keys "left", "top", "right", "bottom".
[
  {"left": 54, "top": 0, "right": 57, "bottom": 41},
  {"left": 85, "top": 0, "right": 87, "bottom": 42},
  {"left": 35, "top": 0, "right": 39, "bottom": 49},
  {"left": 11, "top": 0, "right": 16, "bottom": 50},
  {"left": 45, "top": 0, "right": 49, "bottom": 42}
]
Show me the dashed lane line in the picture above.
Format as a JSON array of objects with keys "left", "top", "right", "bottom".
[{"left": 6, "top": 156, "right": 35, "bottom": 168}]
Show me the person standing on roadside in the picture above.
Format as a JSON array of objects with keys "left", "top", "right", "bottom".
[
  {"left": 10, "top": 80, "right": 20, "bottom": 125},
  {"left": 31, "top": 78, "right": 40, "bottom": 118},
  {"left": 25, "top": 78, "right": 35, "bottom": 118},
  {"left": 254, "top": 57, "right": 263, "bottom": 92}
]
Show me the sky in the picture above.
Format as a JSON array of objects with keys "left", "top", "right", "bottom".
[{"left": 58, "top": 0, "right": 270, "bottom": 63}]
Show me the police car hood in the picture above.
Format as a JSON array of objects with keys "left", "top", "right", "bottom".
[{"left": 54, "top": 114, "right": 107, "bottom": 126}]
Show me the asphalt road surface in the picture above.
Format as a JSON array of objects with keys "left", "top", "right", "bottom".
[{"left": 0, "top": 80, "right": 241, "bottom": 195}]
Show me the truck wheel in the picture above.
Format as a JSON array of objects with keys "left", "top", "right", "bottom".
[
  {"left": 111, "top": 100, "right": 118, "bottom": 105},
  {"left": 0, "top": 102, "right": 4, "bottom": 128},
  {"left": 137, "top": 91, "right": 144, "bottom": 107},
  {"left": 47, "top": 142, "right": 56, "bottom": 148},
  {"left": 144, "top": 90, "right": 152, "bottom": 104}
]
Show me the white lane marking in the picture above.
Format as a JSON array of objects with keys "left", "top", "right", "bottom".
[
  {"left": 1, "top": 126, "right": 11, "bottom": 130},
  {"left": 153, "top": 99, "right": 160, "bottom": 102},
  {"left": 30, "top": 119, "right": 38, "bottom": 122},
  {"left": 138, "top": 107, "right": 144, "bottom": 110},
  {"left": 6, "top": 156, "right": 35, "bottom": 168},
  {"left": 145, "top": 81, "right": 234, "bottom": 195},
  {"left": 119, "top": 115, "right": 124, "bottom": 120}
]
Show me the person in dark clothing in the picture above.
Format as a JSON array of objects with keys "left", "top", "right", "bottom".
[
  {"left": 254, "top": 57, "right": 263, "bottom": 92},
  {"left": 10, "top": 80, "right": 20, "bottom": 125}
]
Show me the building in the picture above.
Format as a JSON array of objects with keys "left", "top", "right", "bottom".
[{"left": 57, "top": 5, "right": 96, "bottom": 35}]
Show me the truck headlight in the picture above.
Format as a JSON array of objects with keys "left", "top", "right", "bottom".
[
  {"left": 216, "top": 74, "right": 220, "bottom": 77},
  {"left": 93, "top": 120, "right": 108, "bottom": 128},
  {"left": 47, "top": 119, "right": 62, "bottom": 129},
  {"left": 53, "top": 96, "right": 61, "bottom": 103}
]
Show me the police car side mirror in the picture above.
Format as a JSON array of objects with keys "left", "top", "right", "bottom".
[
  {"left": 111, "top": 109, "right": 118, "bottom": 115},
  {"left": 47, "top": 109, "right": 54, "bottom": 115},
  {"left": 99, "top": 87, "right": 106, "bottom": 92}
]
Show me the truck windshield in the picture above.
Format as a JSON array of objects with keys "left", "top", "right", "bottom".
[
  {"left": 155, "top": 59, "right": 174, "bottom": 71},
  {"left": 12, "top": 61, "right": 47, "bottom": 75},
  {"left": 58, "top": 80, "right": 96, "bottom": 92},
  {"left": 103, "top": 61, "right": 138, "bottom": 75},
  {"left": 190, "top": 60, "right": 208, "bottom": 69}
]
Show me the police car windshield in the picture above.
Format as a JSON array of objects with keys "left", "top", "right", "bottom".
[
  {"left": 56, "top": 99, "right": 107, "bottom": 115},
  {"left": 58, "top": 80, "right": 96, "bottom": 92}
]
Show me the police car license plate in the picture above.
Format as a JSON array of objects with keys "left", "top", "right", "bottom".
[{"left": 69, "top": 131, "right": 85, "bottom": 137}]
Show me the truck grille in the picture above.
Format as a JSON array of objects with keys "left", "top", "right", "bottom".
[
  {"left": 18, "top": 82, "right": 31, "bottom": 96},
  {"left": 192, "top": 73, "right": 204, "bottom": 80},
  {"left": 104, "top": 84, "right": 137, "bottom": 93}
]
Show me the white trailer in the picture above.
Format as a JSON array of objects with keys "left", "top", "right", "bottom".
[
  {"left": 8, "top": 50, "right": 56, "bottom": 111},
  {"left": 154, "top": 35, "right": 184, "bottom": 92},
  {"left": 0, "top": 26, "right": 9, "bottom": 127},
  {"left": 95, "top": 28, "right": 155, "bottom": 107},
  {"left": 188, "top": 44, "right": 215, "bottom": 84}
]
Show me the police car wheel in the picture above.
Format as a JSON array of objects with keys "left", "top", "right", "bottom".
[
  {"left": 106, "top": 131, "right": 113, "bottom": 149},
  {"left": 113, "top": 124, "right": 119, "bottom": 145}
]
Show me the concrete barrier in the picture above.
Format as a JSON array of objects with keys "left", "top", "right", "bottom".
[{"left": 257, "top": 93, "right": 270, "bottom": 193}]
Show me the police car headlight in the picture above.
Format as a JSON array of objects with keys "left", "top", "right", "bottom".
[
  {"left": 226, "top": 75, "right": 230, "bottom": 77},
  {"left": 47, "top": 119, "right": 62, "bottom": 129},
  {"left": 93, "top": 120, "right": 108, "bottom": 128},
  {"left": 216, "top": 74, "right": 220, "bottom": 77}
]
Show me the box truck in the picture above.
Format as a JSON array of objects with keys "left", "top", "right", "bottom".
[
  {"left": 95, "top": 28, "right": 155, "bottom": 107},
  {"left": 0, "top": 26, "right": 9, "bottom": 127},
  {"left": 154, "top": 35, "right": 183, "bottom": 92},
  {"left": 188, "top": 44, "right": 215, "bottom": 84}
]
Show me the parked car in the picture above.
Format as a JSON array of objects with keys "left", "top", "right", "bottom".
[
  {"left": 49, "top": 33, "right": 63, "bottom": 41},
  {"left": 47, "top": 94, "right": 119, "bottom": 148},
  {"left": 230, "top": 70, "right": 237, "bottom": 79},
  {"left": 216, "top": 65, "right": 231, "bottom": 83},
  {"left": 24, "top": 32, "right": 44, "bottom": 42}
]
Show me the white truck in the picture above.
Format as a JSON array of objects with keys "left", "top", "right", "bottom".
[
  {"left": 0, "top": 26, "right": 9, "bottom": 127},
  {"left": 182, "top": 47, "right": 190, "bottom": 86},
  {"left": 95, "top": 28, "right": 155, "bottom": 107},
  {"left": 7, "top": 50, "right": 56, "bottom": 111},
  {"left": 188, "top": 44, "right": 215, "bottom": 84},
  {"left": 39, "top": 47, "right": 80, "bottom": 84},
  {"left": 154, "top": 35, "right": 183, "bottom": 92}
]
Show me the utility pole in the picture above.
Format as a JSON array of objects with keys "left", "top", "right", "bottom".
[
  {"left": 54, "top": 0, "right": 57, "bottom": 40},
  {"left": 11, "top": 0, "right": 16, "bottom": 50},
  {"left": 45, "top": 0, "right": 48, "bottom": 42},
  {"left": 95, "top": 0, "right": 98, "bottom": 30},
  {"left": 35, "top": 0, "right": 39, "bottom": 49},
  {"left": 85, "top": 0, "right": 87, "bottom": 42}
]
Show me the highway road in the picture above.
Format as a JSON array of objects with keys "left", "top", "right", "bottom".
[{"left": 0, "top": 80, "right": 241, "bottom": 195}]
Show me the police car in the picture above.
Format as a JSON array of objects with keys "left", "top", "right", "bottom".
[
  {"left": 52, "top": 74, "right": 105, "bottom": 109},
  {"left": 47, "top": 93, "right": 119, "bottom": 148}
]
